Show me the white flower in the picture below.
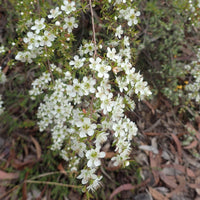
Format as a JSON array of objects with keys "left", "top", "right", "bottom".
[
  {"left": 87, "top": 176, "right": 102, "bottom": 192},
  {"left": 119, "top": 47, "right": 131, "bottom": 60},
  {"left": 95, "top": 132, "right": 109, "bottom": 148},
  {"left": 15, "top": 51, "right": 33, "bottom": 63},
  {"left": 123, "top": 36, "right": 130, "bottom": 47},
  {"left": 63, "top": 17, "right": 78, "bottom": 33},
  {"left": 0, "top": 95, "right": 4, "bottom": 115},
  {"left": 83, "top": 42, "right": 95, "bottom": 56},
  {"left": 127, "top": 9, "right": 140, "bottom": 26},
  {"left": 76, "top": 117, "right": 97, "bottom": 137},
  {"left": 116, "top": 76, "right": 128, "bottom": 92},
  {"left": 82, "top": 76, "right": 96, "bottom": 95},
  {"left": 71, "top": 139, "right": 86, "bottom": 157},
  {"left": 107, "top": 47, "right": 117, "bottom": 61},
  {"left": 119, "top": 7, "right": 140, "bottom": 26},
  {"left": 96, "top": 86, "right": 108, "bottom": 101},
  {"left": 61, "top": 0, "right": 76, "bottom": 14},
  {"left": 25, "top": 19, "right": 33, "bottom": 27},
  {"left": 96, "top": 62, "right": 111, "bottom": 79},
  {"left": 77, "top": 168, "right": 97, "bottom": 184},
  {"left": 115, "top": 138, "right": 130, "bottom": 153},
  {"left": 124, "top": 95, "right": 135, "bottom": 110},
  {"left": 48, "top": 7, "right": 61, "bottom": 19},
  {"left": 89, "top": 57, "right": 102, "bottom": 70},
  {"left": 115, "top": 25, "right": 123, "bottom": 38},
  {"left": 31, "top": 18, "right": 45, "bottom": 34},
  {"left": 100, "top": 92, "right": 114, "bottom": 114},
  {"left": 60, "top": 150, "right": 69, "bottom": 162},
  {"left": 0, "top": 46, "right": 5, "bottom": 54},
  {"left": 23, "top": 32, "right": 41, "bottom": 50},
  {"left": 73, "top": 78, "right": 84, "bottom": 97},
  {"left": 111, "top": 149, "right": 130, "bottom": 167},
  {"left": 40, "top": 31, "right": 56, "bottom": 47},
  {"left": 86, "top": 148, "right": 105, "bottom": 168},
  {"left": 112, "top": 120, "right": 126, "bottom": 138},
  {"left": 64, "top": 71, "right": 72, "bottom": 80},
  {"left": 69, "top": 55, "right": 86, "bottom": 69}
]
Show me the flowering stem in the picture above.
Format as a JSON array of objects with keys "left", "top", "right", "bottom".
[
  {"left": 44, "top": 46, "right": 54, "bottom": 83},
  {"left": 89, "top": 0, "right": 97, "bottom": 57}
]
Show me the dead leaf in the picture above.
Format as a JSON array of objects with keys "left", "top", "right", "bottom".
[
  {"left": 195, "top": 115, "right": 200, "bottom": 131},
  {"left": 0, "top": 170, "right": 19, "bottom": 180},
  {"left": 171, "top": 134, "right": 182, "bottom": 163},
  {"left": 196, "top": 133, "right": 200, "bottom": 141},
  {"left": 22, "top": 172, "right": 28, "bottom": 200},
  {"left": 31, "top": 136, "right": 41, "bottom": 160},
  {"left": 105, "top": 165, "right": 121, "bottom": 171},
  {"left": 12, "top": 158, "right": 37, "bottom": 170},
  {"left": 184, "top": 140, "right": 198, "bottom": 149},
  {"left": 57, "top": 163, "right": 67, "bottom": 175},
  {"left": 143, "top": 132, "right": 162, "bottom": 136},
  {"left": 109, "top": 178, "right": 150, "bottom": 200},
  {"left": 169, "top": 143, "right": 176, "bottom": 155},
  {"left": 159, "top": 173, "right": 178, "bottom": 188},
  {"left": 149, "top": 152, "right": 160, "bottom": 186},
  {"left": 143, "top": 100, "right": 155, "bottom": 114},
  {"left": 195, "top": 176, "right": 200, "bottom": 195},
  {"left": 149, "top": 187, "right": 167, "bottom": 200},
  {"left": 105, "top": 152, "right": 115, "bottom": 158},
  {"left": 162, "top": 164, "right": 195, "bottom": 178},
  {"left": 139, "top": 145, "right": 159, "bottom": 154},
  {"left": 109, "top": 183, "right": 135, "bottom": 200},
  {"left": 188, "top": 183, "right": 200, "bottom": 189},
  {"left": 2, "top": 65, "right": 9, "bottom": 74},
  {"left": 165, "top": 176, "right": 186, "bottom": 198},
  {"left": 183, "top": 151, "right": 200, "bottom": 168}
]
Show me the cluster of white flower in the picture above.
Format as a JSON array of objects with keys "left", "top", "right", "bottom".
[
  {"left": 118, "top": 7, "right": 141, "bottom": 26},
  {"left": 15, "top": 1, "right": 77, "bottom": 63},
  {"left": 15, "top": 0, "right": 152, "bottom": 192},
  {"left": 187, "top": 0, "right": 200, "bottom": 26},
  {"left": 184, "top": 48, "right": 200, "bottom": 104},
  {"left": 0, "top": 46, "right": 5, "bottom": 54}
]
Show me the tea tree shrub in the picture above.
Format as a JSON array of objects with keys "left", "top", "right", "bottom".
[{"left": 14, "top": 0, "right": 151, "bottom": 192}]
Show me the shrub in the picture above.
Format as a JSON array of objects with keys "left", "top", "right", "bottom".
[{"left": 13, "top": 0, "right": 151, "bottom": 192}]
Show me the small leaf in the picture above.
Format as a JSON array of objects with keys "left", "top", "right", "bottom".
[
  {"left": 31, "top": 136, "right": 41, "bottom": 160},
  {"left": 0, "top": 170, "right": 19, "bottom": 180},
  {"left": 139, "top": 145, "right": 158, "bottom": 154},
  {"left": 57, "top": 163, "right": 67, "bottom": 175},
  {"left": 149, "top": 187, "right": 167, "bottom": 200},
  {"left": 183, "top": 140, "right": 198, "bottom": 149},
  {"left": 109, "top": 184, "right": 135, "bottom": 200}
]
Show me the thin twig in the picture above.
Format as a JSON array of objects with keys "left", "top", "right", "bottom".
[
  {"left": 0, "top": 171, "right": 80, "bottom": 199},
  {"left": 89, "top": 0, "right": 97, "bottom": 57},
  {"left": 37, "top": 0, "right": 41, "bottom": 14},
  {"left": 25, "top": 180, "right": 82, "bottom": 189},
  {"left": 0, "top": 185, "right": 20, "bottom": 200},
  {"left": 29, "top": 171, "right": 62, "bottom": 180},
  {"left": 89, "top": 0, "right": 98, "bottom": 117}
]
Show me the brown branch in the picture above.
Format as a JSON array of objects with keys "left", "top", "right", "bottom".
[{"left": 89, "top": 0, "right": 97, "bottom": 57}]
